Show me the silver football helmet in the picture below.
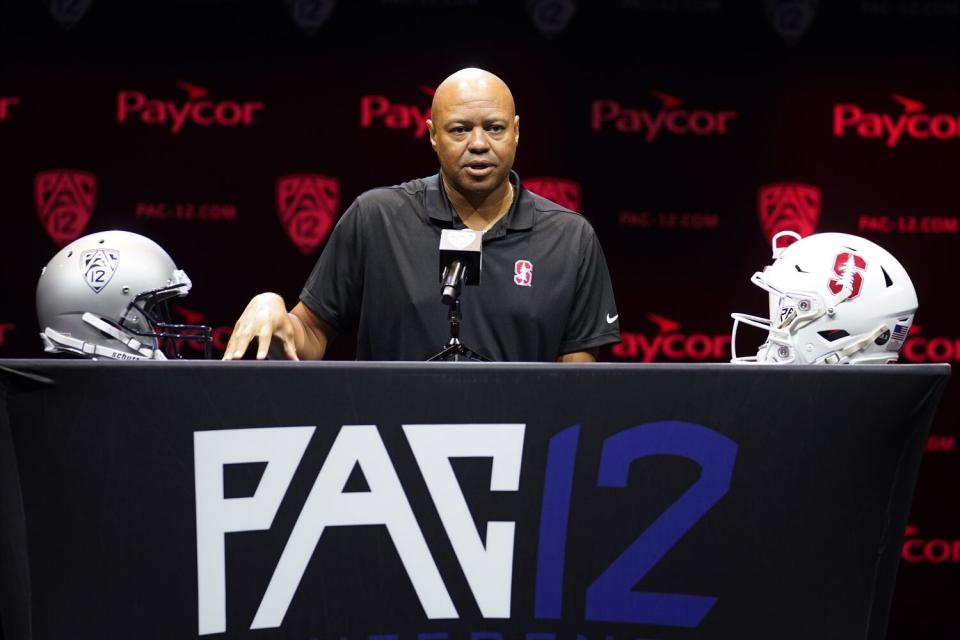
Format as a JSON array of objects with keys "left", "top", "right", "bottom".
[
  {"left": 731, "top": 231, "right": 918, "bottom": 364},
  {"left": 36, "top": 230, "right": 212, "bottom": 360}
]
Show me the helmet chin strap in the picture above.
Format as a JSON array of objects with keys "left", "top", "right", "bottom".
[
  {"left": 814, "top": 324, "right": 889, "bottom": 364},
  {"left": 39, "top": 313, "right": 168, "bottom": 360}
]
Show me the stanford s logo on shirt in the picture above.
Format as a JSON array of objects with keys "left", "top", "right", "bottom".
[{"left": 514, "top": 260, "right": 533, "bottom": 287}]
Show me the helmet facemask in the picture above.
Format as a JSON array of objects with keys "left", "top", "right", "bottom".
[
  {"left": 731, "top": 272, "right": 828, "bottom": 363},
  {"left": 119, "top": 275, "right": 212, "bottom": 359}
]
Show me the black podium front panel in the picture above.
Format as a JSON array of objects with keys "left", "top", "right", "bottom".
[{"left": 0, "top": 361, "right": 950, "bottom": 640}]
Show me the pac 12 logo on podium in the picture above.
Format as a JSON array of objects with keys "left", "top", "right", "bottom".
[{"left": 194, "top": 421, "right": 738, "bottom": 635}]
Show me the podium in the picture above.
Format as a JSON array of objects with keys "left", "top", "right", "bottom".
[{"left": 0, "top": 361, "right": 950, "bottom": 640}]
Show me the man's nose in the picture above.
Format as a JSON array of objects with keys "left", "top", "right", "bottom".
[{"left": 467, "top": 127, "right": 490, "bottom": 151}]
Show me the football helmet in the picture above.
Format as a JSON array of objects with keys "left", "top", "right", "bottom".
[
  {"left": 731, "top": 231, "right": 918, "bottom": 364},
  {"left": 36, "top": 230, "right": 212, "bottom": 360}
]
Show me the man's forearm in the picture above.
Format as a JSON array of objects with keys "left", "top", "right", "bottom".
[{"left": 558, "top": 349, "right": 598, "bottom": 362}]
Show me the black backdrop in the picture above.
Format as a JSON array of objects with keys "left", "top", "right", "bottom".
[{"left": 1, "top": 1, "right": 959, "bottom": 637}]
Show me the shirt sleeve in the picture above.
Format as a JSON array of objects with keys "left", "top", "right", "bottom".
[
  {"left": 299, "top": 198, "right": 365, "bottom": 334},
  {"left": 558, "top": 222, "right": 621, "bottom": 355}
]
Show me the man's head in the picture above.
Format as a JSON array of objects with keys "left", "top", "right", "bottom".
[{"left": 427, "top": 68, "right": 520, "bottom": 201}]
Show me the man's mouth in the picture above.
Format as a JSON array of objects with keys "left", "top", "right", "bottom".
[{"left": 464, "top": 162, "right": 495, "bottom": 177}]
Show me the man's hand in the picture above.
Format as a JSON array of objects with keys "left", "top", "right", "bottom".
[
  {"left": 222, "top": 293, "right": 300, "bottom": 360},
  {"left": 558, "top": 349, "right": 598, "bottom": 363}
]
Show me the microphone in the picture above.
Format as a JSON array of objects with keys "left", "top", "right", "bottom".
[{"left": 439, "top": 228, "right": 482, "bottom": 305}]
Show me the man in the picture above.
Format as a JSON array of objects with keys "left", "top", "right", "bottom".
[{"left": 223, "top": 68, "right": 619, "bottom": 362}]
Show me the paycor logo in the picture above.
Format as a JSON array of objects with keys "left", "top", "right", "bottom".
[
  {"left": 901, "top": 325, "right": 960, "bottom": 363},
  {"left": 592, "top": 91, "right": 737, "bottom": 140},
  {"left": 360, "top": 85, "right": 435, "bottom": 139},
  {"left": 117, "top": 81, "right": 264, "bottom": 134},
  {"left": 612, "top": 313, "right": 730, "bottom": 362},
  {"left": 902, "top": 526, "right": 960, "bottom": 564},
  {"left": 833, "top": 94, "right": 960, "bottom": 147}
]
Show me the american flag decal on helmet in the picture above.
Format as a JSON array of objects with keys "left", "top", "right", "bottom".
[
  {"left": 887, "top": 323, "right": 911, "bottom": 352},
  {"left": 892, "top": 324, "right": 910, "bottom": 342}
]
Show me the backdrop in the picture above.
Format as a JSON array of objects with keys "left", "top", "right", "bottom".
[{"left": 0, "top": 1, "right": 958, "bottom": 637}]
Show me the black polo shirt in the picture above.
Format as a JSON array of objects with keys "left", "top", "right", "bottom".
[{"left": 300, "top": 172, "right": 620, "bottom": 361}]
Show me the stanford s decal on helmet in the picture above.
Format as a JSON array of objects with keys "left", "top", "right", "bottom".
[
  {"left": 36, "top": 230, "right": 212, "bottom": 360},
  {"left": 731, "top": 231, "right": 918, "bottom": 364}
]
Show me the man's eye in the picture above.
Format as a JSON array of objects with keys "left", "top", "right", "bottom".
[
  {"left": 488, "top": 125, "right": 504, "bottom": 132},
  {"left": 451, "top": 127, "right": 466, "bottom": 134}
]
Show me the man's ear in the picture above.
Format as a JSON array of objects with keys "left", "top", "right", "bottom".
[
  {"left": 426, "top": 119, "right": 438, "bottom": 151},
  {"left": 514, "top": 115, "right": 520, "bottom": 143}
]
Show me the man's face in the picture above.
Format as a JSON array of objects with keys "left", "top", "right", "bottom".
[{"left": 427, "top": 81, "right": 519, "bottom": 198}]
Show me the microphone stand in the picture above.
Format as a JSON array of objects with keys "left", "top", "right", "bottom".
[{"left": 427, "top": 262, "right": 490, "bottom": 362}]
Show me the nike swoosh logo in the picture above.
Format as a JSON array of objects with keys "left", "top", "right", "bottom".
[{"left": 606, "top": 313, "right": 619, "bottom": 324}]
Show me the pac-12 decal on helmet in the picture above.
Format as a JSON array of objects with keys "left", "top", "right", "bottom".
[
  {"left": 36, "top": 230, "right": 212, "bottom": 360},
  {"left": 81, "top": 248, "right": 119, "bottom": 293},
  {"left": 730, "top": 231, "right": 918, "bottom": 364}
]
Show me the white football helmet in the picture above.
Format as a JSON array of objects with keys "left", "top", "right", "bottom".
[
  {"left": 731, "top": 231, "right": 918, "bottom": 364},
  {"left": 36, "top": 230, "right": 212, "bottom": 360}
]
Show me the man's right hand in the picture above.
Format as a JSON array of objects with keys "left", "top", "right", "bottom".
[{"left": 222, "top": 293, "right": 301, "bottom": 360}]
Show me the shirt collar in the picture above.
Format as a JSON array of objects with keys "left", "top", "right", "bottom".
[{"left": 425, "top": 171, "right": 534, "bottom": 235}]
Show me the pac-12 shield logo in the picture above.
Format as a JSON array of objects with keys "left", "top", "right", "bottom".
[
  {"left": 764, "top": 0, "right": 819, "bottom": 46},
  {"left": 526, "top": 0, "right": 577, "bottom": 38},
  {"left": 44, "top": 0, "right": 93, "bottom": 31},
  {"left": 80, "top": 248, "right": 119, "bottom": 293},
  {"left": 524, "top": 177, "right": 582, "bottom": 212},
  {"left": 757, "top": 182, "right": 820, "bottom": 245},
  {"left": 828, "top": 252, "right": 867, "bottom": 300},
  {"left": 285, "top": 0, "right": 337, "bottom": 36},
  {"left": 514, "top": 260, "right": 533, "bottom": 287},
  {"left": 34, "top": 169, "right": 96, "bottom": 247},
  {"left": 276, "top": 174, "right": 340, "bottom": 254}
]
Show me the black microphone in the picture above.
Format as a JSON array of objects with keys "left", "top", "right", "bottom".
[{"left": 439, "top": 229, "right": 482, "bottom": 305}]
